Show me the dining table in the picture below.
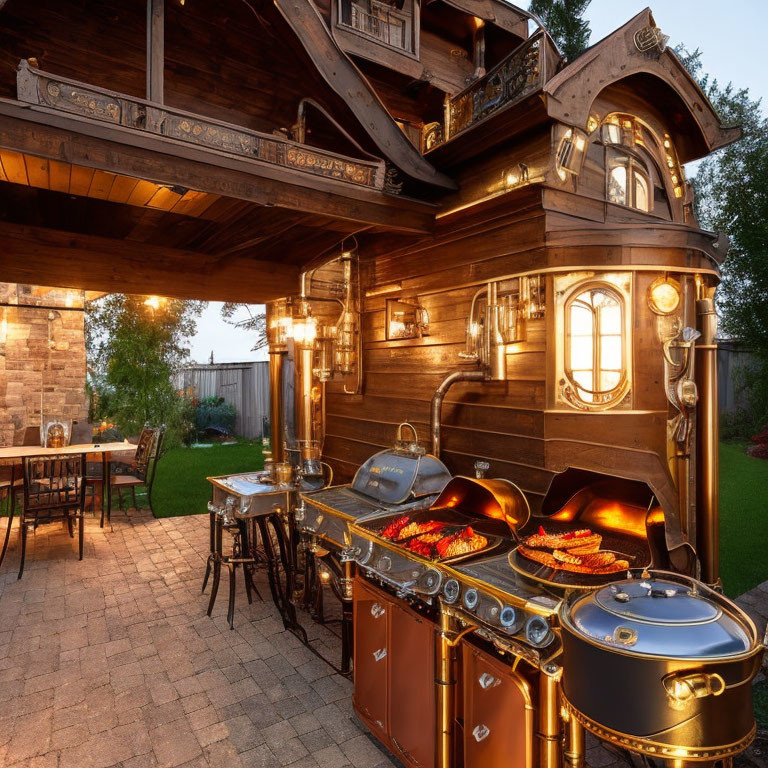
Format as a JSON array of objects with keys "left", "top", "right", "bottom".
[{"left": 0, "top": 441, "right": 137, "bottom": 568}]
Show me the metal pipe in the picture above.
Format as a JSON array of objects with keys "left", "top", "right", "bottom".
[
  {"left": 695, "top": 295, "right": 719, "bottom": 585},
  {"left": 436, "top": 608, "right": 457, "bottom": 768},
  {"left": 538, "top": 666, "right": 562, "bottom": 768},
  {"left": 563, "top": 714, "right": 585, "bottom": 768},
  {"left": 296, "top": 345, "right": 316, "bottom": 465},
  {"left": 430, "top": 370, "right": 487, "bottom": 457},
  {"left": 268, "top": 351, "right": 284, "bottom": 463}
]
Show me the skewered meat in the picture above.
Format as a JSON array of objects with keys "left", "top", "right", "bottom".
[
  {"left": 397, "top": 520, "right": 445, "bottom": 540},
  {"left": 523, "top": 526, "right": 602, "bottom": 551},
  {"left": 436, "top": 526, "right": 487, "bottom": 559},
  {"left": 381, "top": 515, "right": 411, "bottom": 540}
]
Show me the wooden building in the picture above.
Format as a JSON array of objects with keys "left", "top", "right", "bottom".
[{"left": 0, "top": 2, "right": 752, "bottom": 766}]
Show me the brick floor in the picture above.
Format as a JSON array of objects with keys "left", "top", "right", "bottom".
[
  {"left": 0, "top": 509, "right": 397, "bottom": 768},
  {"left": 0, "top": 509, "right": 766, "bottom": 768}
]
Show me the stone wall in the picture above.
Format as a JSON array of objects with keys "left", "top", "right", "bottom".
[{"left": 0, "top": 283, "right": 88, "bottom": 446}]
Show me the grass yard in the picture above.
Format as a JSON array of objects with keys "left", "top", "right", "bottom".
[
  {"left": 719, "top": 442, "right": 768, "bottom": 597},
  {"left": 145, "top": 441, "right": 264, "bottom": 518}
]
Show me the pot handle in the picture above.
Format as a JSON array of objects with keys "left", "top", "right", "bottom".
[{"left": 663, "top": 672, "right": 725, "bottom": 710}]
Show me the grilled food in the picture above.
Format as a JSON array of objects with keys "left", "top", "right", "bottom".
[
  {"left": 519, "top": 545, "right": 628, "bottom": 575},
  {"left": 397, "top": 520, "right": 445, "bottom": 540},
  {"left": 523, "top": 526, "right": 603, "bottom": 551},
  {"left": 436, "top": 526, "right": 487, "bottom": 559},
  {"left": 381, "top": 515, "right": 411, "bottom": 540}
]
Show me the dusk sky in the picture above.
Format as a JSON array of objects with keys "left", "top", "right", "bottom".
[{"left": 187, "top": 0, "right": 767, "bottom": 365}]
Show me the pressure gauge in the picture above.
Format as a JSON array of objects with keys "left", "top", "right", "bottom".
[
  {"left": 443, "top": 579, "right": 460, "bottom": 604},
  {"left": 419, "top": 568, "right": 442, "bottom": 595},
  {"left": 463, "top": 588, "right": 479, "bottom": 611},
  {"left": 499, "top": 606, "right": 517, "bottom": 629}
]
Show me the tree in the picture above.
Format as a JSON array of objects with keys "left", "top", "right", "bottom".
[
  {"left": 86, "top": 295, "right": 204, "bottom": 448},
  {"left": 679, "top": 47, "right": 768, "bottom": 434},
  {"left": 528, "top": 0, "right": 591, "bottom": 62},
  {"left": 220, "top": 303, "right": 268, "bottom": 351}
]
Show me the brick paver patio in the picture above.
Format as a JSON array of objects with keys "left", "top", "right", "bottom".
[
  {"left": 1, "top": 509, "right": 765, "bottom": 768},
  {"left": 0, "top": 509, "right": 398, "bottom": 768}
]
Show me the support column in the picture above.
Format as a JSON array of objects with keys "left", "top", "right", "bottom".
[
  {"left": 436, "top": 609, "right": 457, "bottom": 768},
  {"left": 146, "top": 0, "right": 164, "bottom": 103},
  {"left": 268, "top": 351, "right": 284, "bottom": 463},
  {"left": 696, "top": 294, "right": 719, "bottom": 585},
  {"left": 539, "top": 664, "right": 562, "bottom": 768}
]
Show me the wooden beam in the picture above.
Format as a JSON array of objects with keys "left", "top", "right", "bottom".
[
  {"left": 0, "top": 100, "right": 436, "bottom": 233},
  {"left": 273, "top": 0, "right": 456, "bottom": 191},
  {"left": 0, "top": 221, "right": 299, "bottom": 302},
  {"left": 146, "top": 0, "right": 165, "bottom": 103}
]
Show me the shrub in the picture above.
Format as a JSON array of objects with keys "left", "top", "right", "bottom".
[{"left": 194, "top": 396, "right": 236, "bottom": 436}]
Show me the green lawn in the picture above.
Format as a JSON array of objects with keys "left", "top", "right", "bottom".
[
  {"left": 719, "top": 442, "right": 768, "bottom": 597},
  {"left": 147, "top": 441, "right": 264, "bottom": 518}
]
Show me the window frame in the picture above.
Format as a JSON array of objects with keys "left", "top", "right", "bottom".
[{"left": 605, "top": 145, "right": 652, "bottom": 212}]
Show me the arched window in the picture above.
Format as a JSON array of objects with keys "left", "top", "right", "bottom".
[
  {"left": 564, "top": 285, "right": 628, "bottom": 408},
  {"left": 606, "top": 147, "right": 650, "bottom": 212}
]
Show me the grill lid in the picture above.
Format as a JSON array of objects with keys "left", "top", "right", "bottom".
[
  {"left": 351, "top": 423, "right": 451, "bottom": 505},
  {"left": 563, "top": 573, "right": 754, "bottom": 659}
]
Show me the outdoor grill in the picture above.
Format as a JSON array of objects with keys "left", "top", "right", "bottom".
[{"left": 297, "top": 423, "right": 451, "bottom": 672}]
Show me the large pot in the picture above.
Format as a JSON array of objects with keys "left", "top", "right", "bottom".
[{"left": 559, "top": 571, "right": 764, "bottom": 762}]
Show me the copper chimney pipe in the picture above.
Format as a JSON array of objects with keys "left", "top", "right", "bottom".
[
  {"left": 430, "top": 370, "right": 486, "bottom": 457},
  {"left": 695, "top": 295, "right": 719, "bottom": 585},
  {"left": 266, "top": 302, "right": 285, "bottom": 463}
]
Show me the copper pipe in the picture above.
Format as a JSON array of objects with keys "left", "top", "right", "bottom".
[
  {"left": 538, "top": 668, "right": 562, "bottom": 768},
  {"left": 296, "top": 345, "right": 315, "bottom": 464},
  {"left": 268, "top": 351, "right": 284, "bottom": 463},
  {"left": 436, "top": 608, "right": 457, "bottom": 768},
  {"left": 563, "top": 714, "right": 585, "bottom": 768},
  {"left": 430, "top": 370, "right": 487, "bottom": 457},
  {"left": 695, "top": 296, "right": 719, "bottom": 585}
]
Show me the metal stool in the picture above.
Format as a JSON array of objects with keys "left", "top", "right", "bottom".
[{"left": 203, "top": 498, "right": 261, "bottom": 629}]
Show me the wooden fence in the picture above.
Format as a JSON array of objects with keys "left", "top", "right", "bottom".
[{"left": 175, "top": 361, "right": 270, "bottom": 439}]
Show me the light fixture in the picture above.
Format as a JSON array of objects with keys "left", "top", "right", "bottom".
[
  {"left": 502, "top": 163, "right": 529, "bottom": 190},
  {"left": 648, "top": 276, "right": 682, "bottom": 315},
  {"left": 144, "top": 296, "right": 162, "bottom": 310},
  {"left": 289, "top": 316, "right": 317, "bottom": 346},
  {"left": 555, "top": 125, "right": 588, "bottom": 181}
]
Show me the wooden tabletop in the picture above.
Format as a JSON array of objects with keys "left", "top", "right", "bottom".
[{"left": 0, "top": 441, "right": 137, "bottom": 463}]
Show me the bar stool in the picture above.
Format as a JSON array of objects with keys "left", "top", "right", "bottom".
[{"left": 203, "top": 498, "right": 261, "bottom": 629}]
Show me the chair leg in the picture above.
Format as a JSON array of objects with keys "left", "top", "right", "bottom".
[
  {"left": 0, "top": 495, "right": 15, "bottom": 568},
  {"left": 66, "top": 514, "right": 74, "bottom": 538},
  {"left": 202, "top": 554, "right": 214, "bottom": 593},
  {"left": 131, "top": 487, "right": 137, "bottom": 510},
  {"left": 17, "top": 520, "right": 27, "bottom": 580},
  {"left": 78, "top": 512, "right": 84, "bottom": 560}
]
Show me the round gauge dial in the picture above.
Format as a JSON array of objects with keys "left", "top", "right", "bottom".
[
  {"left": 525, "top": 615, "right": 553, "bottom": 647},
  {"left": 443, "top": 579, "right": 460, "bottom": 604},
  {"left": 377, "top": 556, "right": 392, "bottom": 573},
  {"left": 463, "top": 588, "right": 479, "bottom": 611},
  {"left": 419, "top": 568, "right": 442, "bottom": 595}
]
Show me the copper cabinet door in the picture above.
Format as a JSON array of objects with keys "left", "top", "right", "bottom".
[
  {"left": 388, "top": 600, "right": 436, "bottom": 768},
  {"left": 353, "top": 578, "right": 389, "bottom": 738},
  {"left": 462, "top": 643, "right": 533, "bottom": 768}
]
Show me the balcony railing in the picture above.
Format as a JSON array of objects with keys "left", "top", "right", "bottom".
[
  {"left": 422, "top": 32, "right": 545, "bottom": 151},
  {"left": 348, "top": 4, "right": 408, "bottom": 50}
]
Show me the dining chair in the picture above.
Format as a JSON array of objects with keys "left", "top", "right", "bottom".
[
  {"left": 18, "top": 453, "right": 86, "bottom": 579},
  {"left": 105, "top": 423, "right": 165, "bottom": 522}
]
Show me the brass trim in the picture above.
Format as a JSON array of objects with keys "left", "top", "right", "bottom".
[
  {"left": 298, "top": 489, "right": 359, "bottom": 522},
  {"left": 561, "top": 697, "right": 757, "bottom": 761}
]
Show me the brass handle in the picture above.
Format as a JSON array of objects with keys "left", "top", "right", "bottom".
[
  {"left": 663, "top": 672, "right": 725, "bottom": 710},
  {"left": 472, "top": 724, "right": 490, "bottom": 742},
  {"left": 371, "top": 603, "right": 385, "bottom": 619},
  {"left": 478, "top": 672, "right": 500, "bottom": 690},
  {"left": 373, "top": 648, "right": 387, "bottom": 662},
  {"left": 396, "top": 422, "right": 419, "bottom": 443}
]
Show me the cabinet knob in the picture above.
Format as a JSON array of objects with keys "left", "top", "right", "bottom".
[
  {"left": 371, "top": 603, "right": 385, "bottom": 619},
  {"left": 478, "top": 672, "right": 500, "bottom": 690},
  {"left": 472, "top": 724, "right": 490, "bottom": 742},
  {"left": 373, "top": 648, "right": 387, "bottom": 662}
]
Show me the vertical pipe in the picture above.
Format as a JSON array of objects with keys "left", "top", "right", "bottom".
[
  {"left": 563, "top": 715, "right": 585, "bottom": 768},
  {"left": 436, "top": 609, "right": 456, "bottom": 768},
  {"left": 538, "top": 668, "right": 562, "bottom": 768},
  {"left": 696, "top": 295, "right": 719, "bottom": 584},
  {"left": 296, "top": 345, "right": 315, "bottom": 464},
  {"left": 268, "top": 351, "right": 284, "bottom": 463}
]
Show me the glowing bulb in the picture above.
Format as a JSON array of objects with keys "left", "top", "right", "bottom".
[
  {"left": 574, "top": 136, "right": 585, "bottom": 151},
  {"left": 648, "top": 277, "right": 681, "bottom": 315},
  {"left": 144, "top": 296, "right": 161, "bottom": 310},
  {"left": 319, "top": 570, "right": 330, "bottom": 583}
]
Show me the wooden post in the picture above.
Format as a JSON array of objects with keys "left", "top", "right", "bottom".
[{"left": 146, "top": 0, "right": 164, "bottom": 103}]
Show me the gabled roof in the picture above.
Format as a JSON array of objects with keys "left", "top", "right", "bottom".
[{"left": 542, "top": 8, "right": 740, "bottom": 162}]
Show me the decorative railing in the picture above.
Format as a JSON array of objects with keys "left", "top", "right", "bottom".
[
  {"left": 16, "top": 59, "right": 385, "bottom": 190},
  {"left": 423, "top": 32, "right": 545, "bottom": 151},
  {"left": 348, "top": 4, "right": 408, "bottom": 50}
]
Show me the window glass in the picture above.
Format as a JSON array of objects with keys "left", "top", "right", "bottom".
[
  {"left": 566, "top": 287, "right": 626, "bottom": 407},
  {"left": 607, "top": 165, "right": 627, "bottom": 206},
  {"left": 606, "top": 142, "right": 652, "bottom": 213}
]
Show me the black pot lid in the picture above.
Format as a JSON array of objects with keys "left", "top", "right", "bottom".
[{"left": 595, "top": 580, "right": 719, "bottom": 624}]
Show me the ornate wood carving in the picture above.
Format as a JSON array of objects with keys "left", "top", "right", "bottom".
[
  {"left": 425, "top": 33, "right": 544, "bottom": 149},
  {"left": 16, "top": 59, "right": 384, "bottom": 190}
]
